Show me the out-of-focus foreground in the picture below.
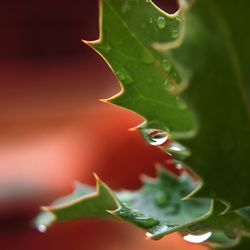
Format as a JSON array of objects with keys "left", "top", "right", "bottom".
[{"left": 0, "top": 1, "right": 208, "bottom": 249}]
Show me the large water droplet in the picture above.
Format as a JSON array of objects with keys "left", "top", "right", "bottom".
[
  {"left": 37, "top": 224, "right": 47, "bottom": 233},
  {"left": 146, "top": 129, "right": 169, "bottom": 146},
  {"left": 157, "top": 16, "right": 166, "bottom": 29},
  {"left": 162, "top": 59, "right": 171, "bottom": 72},
  {"left": 183, "top": 232, "right": 212, "bottom": 244}
]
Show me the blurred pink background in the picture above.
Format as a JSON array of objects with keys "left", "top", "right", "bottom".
[{"left": 0, "top": 0, "right": 208, "bottom": 249}]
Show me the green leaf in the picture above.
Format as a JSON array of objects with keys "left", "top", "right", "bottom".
[
  {"left": 35, "top": 176, "right": 119, "bottom": 229},
  {"left": 171, "top": 0, "right": 250, "bottom": 209},
  {"left": 85, "top": 0, "right": 196, "bottom": 138},
  {"left": 35, "top": 167, "right": 213, "bottom": 240}
]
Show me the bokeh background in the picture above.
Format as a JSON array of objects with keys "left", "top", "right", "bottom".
[{"left": 0, "top": 0, "right": 208, "bottom": 249}]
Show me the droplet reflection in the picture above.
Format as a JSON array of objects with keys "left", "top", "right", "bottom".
[
  {"left": 37, "top": 224, "right": 47, "bottom": 233},
  {"left": 147, "top": 129, "right": 168, "bottom": 146},
  {"left": 183, "top": 232, "right": 212, "bottom": 244}
]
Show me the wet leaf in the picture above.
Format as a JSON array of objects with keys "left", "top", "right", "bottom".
[{"left": 35, "top": 167, "right": 213, "bottom": 240}]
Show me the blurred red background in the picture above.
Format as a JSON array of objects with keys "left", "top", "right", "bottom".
[{"left": 0, "top": 0, "right": 208, "bottom": 249}]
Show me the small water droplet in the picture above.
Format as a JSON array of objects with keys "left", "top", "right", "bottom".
[
  {"left": 146, "top": 129, "right": 169, "bottom": 146},
  {"left": 149, "top": 17, "right": 153, "bottom": 24},
  {"left": 176, "top": 15, "right": 182, "bottom": 22},
  {"left": 171, "top": 29, "right": 179, "bottom": 38},
  {"left": 157, "top": 16, "right": 166, "bottom": 29},
  {"left": 132, "top": 210, "right": 144, "bottom": 217},
  {"left": 141, "top": 49, "right": 154, "bottom": 64},
  {"left": 145, "top": 0, "right": 150, "bottom": 3},
  {"left": 145, "top": 232, "right": 153, "bottom": 238},
  {"left": 183, "top": 232, "right": 212, "bottom": 244},
  {"left": 116, "top": 71, "right": 126, "bottom": 81},
  {"left": 37, "top": 224, "right": 47, "bottom": 233},
  {"left": 154, "top": 192, "right": 168, "bottom": 207},
  {"left": 135, "top": 216, "right": 160, "bottom": 228},
  {"left": 162, "top": 59, "right": 171, "bottom": 72},
  {"left": 147, "top": 225, "right": 169, "bottom": 240},
  {"left": 176, "top": 96, "right": 187, "bottom": 110},
  {"left": 121, "top": 2, "right": 130, "bottom": 14},
  {"left": 102, "top": 44, "right": 111, "bottom": 53},
  {"left": 116, "top": 68, "right": 133, "bottom": 84},
  {"left": 166, "top": 142, "right": 190, "bottom": 159}
]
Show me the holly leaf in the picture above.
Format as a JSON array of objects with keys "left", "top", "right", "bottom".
[
  {"left": 34, "top": 167, "right": 213, "bottom": 240},
  {"left": 84, "top": 0, "right": 196, "bottom": 138}
]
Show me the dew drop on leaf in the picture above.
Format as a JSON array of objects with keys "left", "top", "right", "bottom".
[
  {"left": 149, "top": 17, "right": 153, "bottom": 24},
  {"left": 134, "top": 216, "right": 160, "bottom": 228},
  {"left": 146, "top": 225, "right": 169, "bottom": 240},
  {"left": 121, "top": 2, "right": 130, "bottom": 14},
  {"left": 146, "top": 129, "right": 169, "bottom": 146},
  {"left": 162, "top": 59, "right": 172, "bottom": 72},
  {"left": 116, "top": 68, "right": 133, "bottom": 84},
  {"left": 116, "top": 70, "right": 126, "bottom": 81},
  {"left": 37, "top": 224, "right": 47, "bottom": 233},
  {"left": 171, "top": 29, "right": 179, "bottom": 38},
  {"left": 183, "top": 232, "right": 212, "bottom": 244},
  {"left": 157, "top": 16, "right": 166, "bottom": 29},
  {"left": 176, "top": 96, "right": 187, "bottom": 110},
  {"left": 154, "top": 192, "right": 168, "bottom": 207},
  {"left": 101, "top": 44, "right": 111, "bottom": 53},
  {"left": 165, "top": 142, "right": 191, "bottom": 159}
]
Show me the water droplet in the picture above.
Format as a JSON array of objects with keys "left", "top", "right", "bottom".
[
  {"left": 176, "top": 15, "right": 182, "bottom": 22},
  {"left": 145, "top": 0, "right": 150, "bottom": 3},
  {"left": 134, "top": 216, "right": 159, "bottom": 228},
  {"left": 132, "top": 210, "right": 144, "bottom": 217},
  {"left": 116, "top": 71, "right": 126, "bottom": 81},
  {"left": 101, "top": 44, "right": 111, "bottom": 53},
  {"left": 146, "top": 129, "right": 169, "bottom": 146},
  {"left": 141, "top": 49, "right": 154, "bottom": 64},
  {"left": 157, "top": 16, "right": 166, "bottom": 29},
  {"left": 146, "top": 225, "right": 169, "bottom": 240},
  {"left": 121, "top": 2, "right": 130, "bottom": 14},
  {"left": 37, "top": 224, "right": 47, "bottom": 233},
  {"left": 116, "top": 68, "right": 133, "bottom": 84},
  {"left": 162, "top": 59, "right": 171, "bottom": 72},
  {"left": 145, "top": 232, "right": 153, "bottom": 238},
  {"left": 149, "top": 17, "right": 153, "bottom": 24},
  {"left": 171, "top": 29, "right": 179, "bottom": 38},
  {"left": 166, "top": 202, "right": 180, "bottom": 214},
  {"left": 176, "top": 96, "right": 187, "bottom": 110},
  {"left": 183, "top": 232, "right": 212, "bottom": 244},
  {"left": 154, "top": 192, "right": 168, "bottom": 207},
  {"left": 166, "top": 142, "right": 190, "bottom": 159}
]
